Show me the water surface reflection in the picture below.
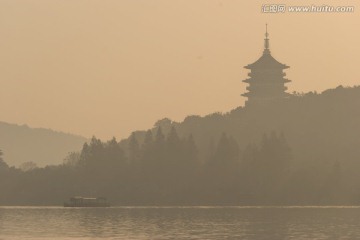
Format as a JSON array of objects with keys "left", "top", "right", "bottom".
[{"left": 0, "top": 206, "right": 359, "bottom": 239}]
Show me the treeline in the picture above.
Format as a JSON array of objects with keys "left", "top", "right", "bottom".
[{"left": 0, "top": 128, "right": 346, "bottom": 205}]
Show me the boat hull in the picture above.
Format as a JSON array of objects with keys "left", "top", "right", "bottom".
[
  {"left": 63, "top": 202, "right": 110, "bottom": 207},
  {"left": 64, "top": 197, "right": 110, "bottom": 207}
]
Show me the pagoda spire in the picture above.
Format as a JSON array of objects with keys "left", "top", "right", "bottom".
[{"left": 264, "top": 23, "right": 270, "bottom": 54}]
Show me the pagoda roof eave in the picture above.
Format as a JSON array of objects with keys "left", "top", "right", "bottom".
[
  {"left": 244, "top": 52, "right": 289, "bottom": 69},
  {"left": 244, "top": 65, "right": 290, "bottom": 70}
]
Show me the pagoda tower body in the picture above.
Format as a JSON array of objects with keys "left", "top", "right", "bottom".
[{"left": 242, "top": 26, "right": 291, "bottom": 107}]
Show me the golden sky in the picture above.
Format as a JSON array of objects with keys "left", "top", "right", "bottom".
[{"left": 0, "top": 0, "right": 359, "bottom": 140}]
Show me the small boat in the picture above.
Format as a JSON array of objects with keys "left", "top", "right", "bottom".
[{"left": 64, "top": 197, "right": 110, "bottom": 207}]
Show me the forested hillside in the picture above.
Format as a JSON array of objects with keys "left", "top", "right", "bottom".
[
  {"left": 130, "top": 85, "right": 360, "bottom": 178},
  {"left": 0, "top": 85, "right": 359, "bottom": 205}
]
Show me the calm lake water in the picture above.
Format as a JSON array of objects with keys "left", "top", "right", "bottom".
[{"left": 1, "top": 206, "right": 360, "bottom": 239}]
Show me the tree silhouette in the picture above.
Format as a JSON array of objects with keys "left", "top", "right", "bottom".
[
  {"left": 0, "top": 149, "right": 8, "bottom": 169},
  {"left": 128, "top": 133, "right": 140, "bottom": 162}
]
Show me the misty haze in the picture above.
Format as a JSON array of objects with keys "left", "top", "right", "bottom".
[{"left": 1, "top": 1, "right": 360, "bottom": 239}]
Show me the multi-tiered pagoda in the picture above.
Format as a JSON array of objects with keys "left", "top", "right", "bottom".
[{"left": 242, "top": 25, "right": 291, "bottom": 107}]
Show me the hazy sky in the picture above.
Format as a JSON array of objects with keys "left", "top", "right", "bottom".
[{"left": 0, "top": 0, "right": 359, "bottom": 140}]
